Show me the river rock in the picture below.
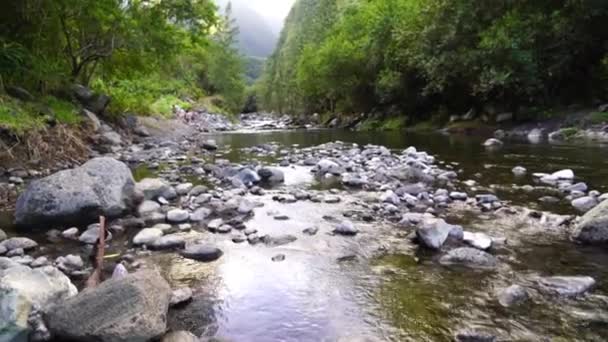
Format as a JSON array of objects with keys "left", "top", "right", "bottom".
[
  {"left": 0, "top": 229, "right": 6, "bottom": 242},
  {"left": 175, "top": 183, "right": 193, "bottom": 196},
  {"left": 61, "top": 227, "right": 79, "bottom": 239},
  {"left": 497, "top": 284, "right": 529, "bottom": 307},
  {"left": 133, "top": 228, "right": 163, "bottom": 245},
  {"left": 454, "top": 328, "right": 497, "bottom": 342},
  {"left": 0, "top": 237, "right": 38, "bottom": 251},
  {"left": 112, "top": 263, "right": 128, "bottom": 279},
  {"left": 161, "top": 331, "right": 199, "bottom": 342},
  {"left": 15, "top": 158, "right": 139, "bottom": 228},
  {"left": 536, "top": 276, "right": 595, "bottom": 297},
  {"left": 261, "top": 234, "right": 297, "bottom": 247},
  {"left": 512, "top": 166, "right": 527, "bottom": 176},
  {"left": 416, "top": 219, "right": 459, "bottom": 250},
  {"left": 181, "top": 244, "right": 223, "bottom": 262},
  {"left": 0, "top": 265, "right": 77, "bottom": 342},
  {"left": 138, "top": 200, "right": 161, "bottom": 216},
  {"left": 571, "top": 196, "right": 598, "bottom": 213},
  {"left": 303, "top": 227, "right": 319, "bottom": 235},
  {"left": 170, "top": 287, "right": 193, "bottom": 306},
  {"left": 439, "top": 247, "right": 497, "bottom": 268},
  {"left": 573, "top": 198, "right": 608, "bottom": 244},
  {"left": 314, "top": 159, "right": 342, "bottom": 175},
  {"left": 201, "top": 139, "right": 218, "bottom": 150},
  {"left": 483, "top": 138, "right": 503, "bottom": 149},
  {"left": 190, "top": 207, "right": 212, "bottom": 222},
  {"left": 552, "top": 169, "right": 574, "bottom": 180},
  {"left": 380, "top": 190, "right": 400, "bottom": 205},
  {"left": 233, "top": 168, "right": 261, "bottom": 187},
  {"left": 78, "top": 224, "right": 112, "bottom": 244},
  {"left": 333, "top": 220, "right": 358, "bottom": 236},
  {"left": 258, "top": 167, "right": 285, "bottom": 184},
  {"left": 527, "top": 128, "right": 543, "bottom": 143},
  {"left": 149, "top": 234, "right": 186, "bottom": 250},
  {"left": 167, "top": 209, "right": 190, "bottom": 223},
  {"left": 45, "top": 269, "right": 170, "bottom": 342},
  {"left": 462, "top": 231, "right": 492, "bottom": 250},
  {"left": 55, "top": 254, "right": 84, "bottom": 272},
  {"left": 136, "top": 178, "right": 176, "bottom": 201}
]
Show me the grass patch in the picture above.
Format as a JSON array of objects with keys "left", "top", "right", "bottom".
[
  {"left": 381, "top": 117, "right": 407, "bottom": 130},
  {"left": 589, "top": 111, "right": 608, "bottom": 124},
  {"left": 0, "top": 96, "right": 44, "bottom": 133},
  {"left": 44, "top": 96, "right": 80, "bottom": 124},
  {"left": 149, "top": 95, "right": 191, "bottom": 118}
]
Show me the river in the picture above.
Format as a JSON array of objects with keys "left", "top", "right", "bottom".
[{"left": 4, "top": 129, "right": 608, "bottom": 341}]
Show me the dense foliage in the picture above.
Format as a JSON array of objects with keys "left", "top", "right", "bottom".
[
  {"left": 0, "top": 0, "right": 246, "bottom": 128},
  {"left": 260, "top": 0, "right": 608, "bottom": 121}
]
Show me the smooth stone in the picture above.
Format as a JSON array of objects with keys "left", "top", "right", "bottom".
[
  {"left": 31, "top": 256, "right": 49, "bottom": 268},
  {"left": 244, "top": 228, "right": 257, "bottom": 236},
  {"left": 333, "top": 220, "right": 358, "bottom": 236},
  {"left": 78, "top": 224, "right": 112, "bottom": 245},
  {"left": 483, "top": 138, "right": 503, "bottom": 148},
  {"left": 272, "top": 254, "right": 286, "bottom": 262},
  {"left": 0, "top": 237, "right": 38, "bottom": 251},
  {"left": 149, "top": 234, "right": 186, "bottom": 250},
  {"left": 170, "top": 287, "right": 193, "bottom": 306},
  {"left": 380, "top": 190, "right": 400, "bottom": 205},
  {"left": 217, "top": 224, "right": 233, "bottom": 234},
  {"left": 497, "top": 284, "right": 529, "bottom": 307},
  {"left": 112, "top": 263, "right": 128, "bottom": 279},
  {"left": 462, "top": 231, "right": 492, "bottom": 250},
  {"left": 55, "top": 254, "right": 84, "bottom": 271},
  {"left": 175, "top": 183, "right": 193, "bottom": 196},
  {"left": 572, "top": 196, "right": 598, "bottom": 213},
  {"left": 449, "top": 192, "right": 468, "bottom": 201},
  {"left": 232, "top": 234, "right": 247, "bottom": 243},
  {"left": 7, "top": 248, "right": 24, "bottom": 257},
  {"left": 303, "top": 227, "right": 319, "bottom": 236},
  {"left": 416, "top": 219, "right": 458, "bottom": 250},
  {"left": 324, "top": 195, "right": 341, "bottom": 203},
  {"left": 207, "top": 218, "right": 223, "bottom": 232},
  {"left": 0, "top": 229, "right": 6, "bottom": 242},
  {"left": 133, "top": 228, "right": 163, "bottom": 245},
  {"left": 61, "top": 227, "right": 79, "bottom": 239},
  {"left": 273, "top": 215, "right": 290, "bottom": 221},
  {"left": 573, "top": 199, "right": 608, "bottom": 243},
  {"left": 439, "top": 247, "right": 497, "bottom": 268},
  {"left": 167, "top": 209, "right": 190, "bottom": 223},
  {"left": 190, "top": 207, "right": 212, "bottom": 222},
  {"left": 257, "top": 167, "right": 285, "bottom": 184},
  {"left": 161, "top": 331, "right": 198, "bottom": 342},
  {"left": 261, "top": 234, "right": 297, "bottom": 247},
  {"left": 138, "top": 200, "right": 161, "bottom": 216},
  {"left": 181, "top": 244, "right": 223, "bottom": 262},
  {"left": 512, "top": 166, "right": 527, "bottom": 176},
  {"left": 136, "top": 178, "right": 176, "bottom": 200},
  {"left": 537, "top": 276, "right": 595, "bottom": 297},
  {"left": 454, "top": 328, "right": 497, "bottom": 342},
  {"left": 552, "top": 169, "right": 574, "bottom": 180}
]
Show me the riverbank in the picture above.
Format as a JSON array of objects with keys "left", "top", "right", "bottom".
[{"left": 2, "top": 112, "right": 608, "bottom": 341}]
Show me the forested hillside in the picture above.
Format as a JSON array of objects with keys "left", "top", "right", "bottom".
[
  {"left": 260, "top": 0, "right": 608, "bottom": 123},
  {"left": 0, "top": 0, "right": 246, "bottom": 133}
]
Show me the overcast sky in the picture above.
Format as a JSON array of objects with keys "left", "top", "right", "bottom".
[{"left": 217, "top": 0, "right": 296, "bottom": 33}]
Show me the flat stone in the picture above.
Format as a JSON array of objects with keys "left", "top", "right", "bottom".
[
  {"left": 439, "top": 247, "right": 497, "bottom": 268},
  {"left": 167, "top": 209, "right": 190, "bottom": 223},
  {"left": 149, "top": 234, "right": 185, "bottom": 250},
  {"left": 61, "top": 227, "right": 79, "bottom": 239},
  {"left": 273, "top": 214, "right": 290, "bottom": 221},
  {"left": 133, "top": 228, "right": 163, "bottom": 245},
  {"left": 454, "top": 328, "right": 497, "bottom": 342},
  {"left": 537, "top": 276, "right": 595, "bottom": 297},
  {"left": 175, "top": 183, "right": 193, "bottom": 196},
  {"left": 138, "top": 200, "right": 161, "bottom": 216},
  {"left": 272, "top": 254, "right": 286, "bottom": 262},
  {"left": 190, "top": 207, "right": 212, "bottom": 222},
  {"left": 462, "top": 231, "right": 492, "bottom": 250},
  {"left": 261, "top": 234, "right": 297, "bottom": 247},
  {"left": 512, "top": 166, "right": 527, "bottom": 176},
  {"left": 0, "top": 237, "right": 38, "bottom": 251},
  {"left": 552, "top": 169, "right": 574, "bottom": 180},
  {"left": 181, "top": 244, "right": 223, "bottom": 262},
  {"left": 572, "top": 196, "right": 598, "bottom": 213}
]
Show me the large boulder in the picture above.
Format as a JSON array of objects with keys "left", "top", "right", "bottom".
[
  {"left": 0, "top": 265, "right": 77, "bottom": 342},
  {"left": 46, "top": 269, "right": 171, "bottom": 342},
  {"left": 71, "top": 84, "right": 110, "bottom": 115},
  {"left": 573, "top": 199, "right": 608, "bottom": 244},
  {"left": 15, "top": 158, "right": 140, "bottom": 228}
]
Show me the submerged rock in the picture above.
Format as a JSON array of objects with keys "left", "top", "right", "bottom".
[
  {"left": 46, "top": 269, "right": 171, "bottom": 342},
  {"left": 15, "top": 158, "right": 139, "bottom": 228},
  {"left": 439, "top": 247, "right": 497, "bottom": 268},
  {"left": 497, "top": 284, "right": 529, "bottom": 307},
  {"left": 536, "top": 276, "right": 595, "bottom": 297},
  {"left": 258, "top": 167, "right": 285, "bottom": 184}
]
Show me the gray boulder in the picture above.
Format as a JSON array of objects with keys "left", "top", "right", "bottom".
[
  {"left": 138, "top": 200, "right": 161, "bottom": 216},
  {"left": 313, "top": 159, "right": 343, "bottom": 175},
  {"left": 133, "top": 228, "right": 163, "bottom": 245},
  {"left": 572, "top": 196, "right": 598, "bottom": 213},
  {"left": 15, "top": 158, "right": 139, "bottom": 228},
  {"left": 233, "top": 168, "right": 261, "bottom": 187},
  {"left": 0, "top": 237, "right": 38, "bottom": 251},
  {"left": 0, "top": 265, "right": 77, "bottom": 342},
  {"left": 439, "top": 247, "right": 497, "bottom": 268},
  {"left": 333, "top": 220, "right": 358, "bottom": 236},
  {"left": 167, "top": 209, "right": 190, "bottom": 223},
  {"left": 46, "top": 269, "right": 171, "bottom": 342},
  {"left": 150, "top": 234, "right": 186, "bottom": 250},
  {"left": 573, "top": 199, "right": 608, "bottom": 244}
]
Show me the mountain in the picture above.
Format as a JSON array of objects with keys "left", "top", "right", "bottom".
[{"left": 215, "top": 0, "right": 295, "bottom": 57}]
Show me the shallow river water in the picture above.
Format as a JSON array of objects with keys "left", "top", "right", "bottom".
[
  {"left": 5, "top": 129, "right": 608, "bottom": 341},
  {"left": 158, "top": 130, "right": 608, "bottom": 341}
]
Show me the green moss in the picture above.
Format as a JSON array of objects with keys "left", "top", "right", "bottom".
[
  {"left": 381, "top": 117, "right": 407, "bottom": 130},
  {"left": 358, "top": 118, "right": 381, "bottom": 131},
  {"left": 589, "top": 111, "right": 608, "bottom": 124},
  {"left": 150, "top": 95, "right": 191, "bottom": 118},
  {"left": 560, "top": 127, "right": 579, "bottom": 137}
]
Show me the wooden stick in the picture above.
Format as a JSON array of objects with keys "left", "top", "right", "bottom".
[{"left": 85, "top": 215, "right": 106, "bottom": 288}]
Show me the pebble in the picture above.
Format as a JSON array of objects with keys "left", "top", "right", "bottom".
[{"left": 272, "top": 254, "right": 286, "bottom": 262}]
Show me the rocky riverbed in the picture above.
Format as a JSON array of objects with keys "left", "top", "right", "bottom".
[{"left": 1, "top": 114, "right": 608, "bottom": 341}]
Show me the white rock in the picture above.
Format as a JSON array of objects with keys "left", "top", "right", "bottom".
[
  {"left": 462, "top": 231, "right": 493, "bottom": 250},
  {"left": 166, "top": 209, "right": 190, "bottom": 223},
  {"left": 132, "top": 228, "right": 163, "bottom": 245}
]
